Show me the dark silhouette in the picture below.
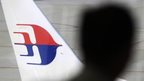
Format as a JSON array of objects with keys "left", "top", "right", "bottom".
[{"left": 72, "top": 3, "right": 135, "bottom": 81}]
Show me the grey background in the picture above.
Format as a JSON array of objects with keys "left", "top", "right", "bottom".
[{"left": 0, "top": 0, "right": 144, "bottom": 81}]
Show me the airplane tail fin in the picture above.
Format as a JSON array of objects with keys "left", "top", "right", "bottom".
[{"left": 1, "top": 0, "right": 83, "bottom": 81}]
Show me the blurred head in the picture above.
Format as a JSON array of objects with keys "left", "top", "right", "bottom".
[{"left": 80, "top": 3, "right": 135, "bottom": 80}]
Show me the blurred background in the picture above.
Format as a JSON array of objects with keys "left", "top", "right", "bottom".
[{"left": 0, "top": 0, "right": 144, "bottom": 81}]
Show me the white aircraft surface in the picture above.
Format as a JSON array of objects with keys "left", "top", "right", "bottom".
[{"left": 1, "top": 0, "right": 83, "bottom": 81}]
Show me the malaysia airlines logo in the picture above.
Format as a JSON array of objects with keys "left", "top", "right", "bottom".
[{"left": 14, "top": 24, "right": 60, "bottom": 65}]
